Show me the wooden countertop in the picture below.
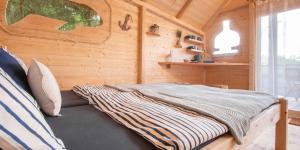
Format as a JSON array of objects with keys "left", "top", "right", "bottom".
[{"left": 158, "top": 62, "right": 249, "bottom": 67}]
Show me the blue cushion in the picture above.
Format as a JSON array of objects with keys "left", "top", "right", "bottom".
[
  {"left": 0, "top": 68, "right": 65, "bottom": 149},
  {"left": 0, "top": 48, "right": 32, "bottom": 96}
]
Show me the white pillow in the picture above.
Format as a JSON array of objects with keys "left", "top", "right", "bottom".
[
  {"left": 27, "top": 59, "right": 62, "bottom": 116},
  {"left": 0, "top": 68, "right": 65, "bottom": 149}
]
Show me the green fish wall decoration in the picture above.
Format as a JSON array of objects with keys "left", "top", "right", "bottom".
[{"left": 5, "top": 0, "right": 103, "bottom": 31}]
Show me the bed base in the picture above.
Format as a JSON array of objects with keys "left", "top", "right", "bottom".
[{"left": 203, "top": 98, "right": 287, "bottom": 150}]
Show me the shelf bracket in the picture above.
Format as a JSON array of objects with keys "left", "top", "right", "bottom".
[{"left": 166, "top": 64, "right": 171, "bottom": 69}]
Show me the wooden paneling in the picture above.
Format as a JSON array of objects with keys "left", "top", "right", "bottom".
[
  {"left": 176, "top": 0, "right": 193, "bottom": 19},
  {"left": 144, "top": 11, "right": 205, "bottom": 84},
  {"left": 205, "top": 67, "right": 249, "bottom": 89},
  {"left": 126, "top": 0, "right": 204, "bottom": 35},
  {"left": 0, "top": 0, "right": 139, "bottom": 90},
  {"left": 0, "top": 0, "right": 208, "bottom": 90},
  {"left": 180, "top": 0, "right": 224, "bottom": 28},
  {"left": 141, "top": 0, "right": 249, "bottom": 29},
  {"left": 0, "top": 0, "right": 252, "bottom": 90},
  {"left": 142, "top": 0, "right": 187, "bottom": 17},
  {"left": 222, "top": 0, "right": 248, "bottom": 12},
  {"left": 204, "top": 6, "right": 250, "bottom": 89},
  {"left": 206, "top": 6, "right": 250, "bottom": 63}
]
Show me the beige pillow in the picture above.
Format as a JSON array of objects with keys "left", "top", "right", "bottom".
[{"left": 27, "top": 59, "right": 62, "bottom": 116}]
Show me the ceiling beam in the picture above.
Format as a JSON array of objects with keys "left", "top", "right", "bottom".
[
  {"left": 202, "top": 0, "right": 233, "bottom": 30},
  {"left": 124, "top": 0, "right": 204, "bottom": 35},
  {"left": 176, "top": 0, "right": 193, "bottom": 19}
]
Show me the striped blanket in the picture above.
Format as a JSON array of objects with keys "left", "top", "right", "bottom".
[
  {"left": 109, "top": 83, "right": 278, "bottom": 144},
  {"left": 73, "top": 85, "right": 229, "bottom": 150}
]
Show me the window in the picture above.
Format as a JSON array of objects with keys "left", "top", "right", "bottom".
[
  {"left": 257, "top": 8, "right": 300, "bottom": 97},
  {"left": 214, "top": 20, "right": 240, "bottom": 55}
]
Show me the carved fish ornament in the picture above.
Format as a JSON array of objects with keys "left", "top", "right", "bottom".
[{"left": 5, "top": 0, "right": 103, "bottom": 31}]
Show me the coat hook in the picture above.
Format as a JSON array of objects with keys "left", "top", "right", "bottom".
[{"left": 119, "top": 14, "right": 133, "bottom": 31}]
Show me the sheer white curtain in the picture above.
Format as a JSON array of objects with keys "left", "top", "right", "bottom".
[{"left": 256, "top": 0, "right": 300, "bottom": 99}]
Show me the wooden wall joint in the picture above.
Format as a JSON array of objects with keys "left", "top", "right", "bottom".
[
  {"left": 137, "top": 6, "right": 146, "bottom": 84},
  {"left": 176, "top": 0, "right": 193, "bottom": 19}
]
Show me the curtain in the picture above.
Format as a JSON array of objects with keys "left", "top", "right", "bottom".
[{"left": 256, "top": 0, "right": 300, "bottom": 99}]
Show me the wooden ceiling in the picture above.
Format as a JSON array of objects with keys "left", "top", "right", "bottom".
[{"left": 141, "top": 0, "right": 249, "bottom": 29}]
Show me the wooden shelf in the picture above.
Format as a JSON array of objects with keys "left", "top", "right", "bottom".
[
  {"left": 159, "top": 62, "right": 249, "bottom": 68},
  {"left": 146, "top": 32, "right": 160, "bottom": 36},
  {"left": 184, "top": 39, "right": 204, "bottom": 45},
  {"left": 175, "top": 44, "right": 183, "bottom": 48},
  {"left": 187, "top": 48, "right": 204, "bottom": 53}
]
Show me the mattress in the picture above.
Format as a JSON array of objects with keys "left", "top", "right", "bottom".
[
  {"left": 46, "top": 105, "right": 156, "bottom": 150},
  {"left": 61, "top": 90, "right": 89, "bottom": 108},
  {"left": 46, "top": 91, "right": 214, "bottom": 150}
]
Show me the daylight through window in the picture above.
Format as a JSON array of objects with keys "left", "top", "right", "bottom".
[{"left": 214, "top": 20, "right": 240, "bottom": 55}]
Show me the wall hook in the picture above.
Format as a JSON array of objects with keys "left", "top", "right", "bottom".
[{"left": 119, "top": 14, "right": 133, "bottom": 31}]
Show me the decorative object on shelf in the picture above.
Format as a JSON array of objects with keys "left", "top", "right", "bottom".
[
  {"left": 150, "top": 24, "right": 160, "bottom": 33},
  {"left": 184, "top": 35, "right": 203, "bottom": 45},
  {"left": 203, "top": 60, "right": 215, "bottom": 63},
  {"left": 183, "top": 59, "right": 190, "bottom": 63},
  {"left": 146, "top": 24, "right": 160, "bottom": 36},
  {"left": 197, "top": 36, "right": 202, "bottom": 41},
  {"left": 175, "top": 30, "right": 182, "bottom": 48},
  {"left": 184, "top": 38, "right": 204, "bottom": 45},
  {"left": 6, "top": 0, "right": 103, "bottom": 31},
  {"left": 190, "top": 54, "right": 202, "bottom": 63},
  {"left": 147, "top": 24, "right": 160, "bottom": 36},
  {"left": 119, "top": 14, "right": 133, "bottom": 31},
  {"left": 184, "top": 35, "right": 202, "bottom": 41},
  {"left": 166, "top": 49, "right": 174, "bottom": 62},
  {"left": 186, "top": 46, "right": 204, "bottom": 53},
  {"left": 202, "top": 50, "right": 214, "bottom": 63}
]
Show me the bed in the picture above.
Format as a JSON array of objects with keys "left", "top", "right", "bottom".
[
  {"left": 47, "top": 86, "right": 287, "bottom": 150},
  {"left": 47, "top": 91, "right": 216, "bottom": 150},
  {"left": 0, "top": 48, "right": 287, "bottom": 150}
]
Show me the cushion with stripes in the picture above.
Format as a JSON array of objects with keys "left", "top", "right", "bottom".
[
  {"left": 0, "top": 68, "right": 65, "bottom": 150},
  {"left": 0, "top": 48, "right": 32, "bottom": 96}
]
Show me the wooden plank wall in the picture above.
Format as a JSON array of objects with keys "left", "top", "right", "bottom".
[
  {"left": 0, "top": 0, "right": 205, "bottom": 90},
  {"left": 0, "top": 0, "right": 139, "bottom": 90},
  {"left": 205, "top": 6, "right": 250, "bottom": 89},
  {"left": 144, "top": 12, "right": 205, "bottom": 84}
]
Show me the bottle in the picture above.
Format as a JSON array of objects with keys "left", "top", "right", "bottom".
[{"left": 167, "top": 49, "right": 174, "bottom": 62}]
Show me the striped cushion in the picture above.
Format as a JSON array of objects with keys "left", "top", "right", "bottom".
[
  {"left": 0, "top": 48, "right": 32, "bottom": 95},
  {"left": 2, "top": 48, "right": 28, "bottom": 73},
  {"left": 0, "top": 68, "right": 65, "bottom": 150}
]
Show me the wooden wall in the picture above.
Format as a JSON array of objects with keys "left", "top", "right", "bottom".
[
  {"left": 0, "top": 0, "right": 139, "bottom": 90},
  {"left": 144, "top": 12, "right": 205, "bottom": 84},
  {"left": 0, "top": 0, "right": 205, "bottom": 90},
  {"left": 205, "top": 6, "right": 250, "bottom": 89}
]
